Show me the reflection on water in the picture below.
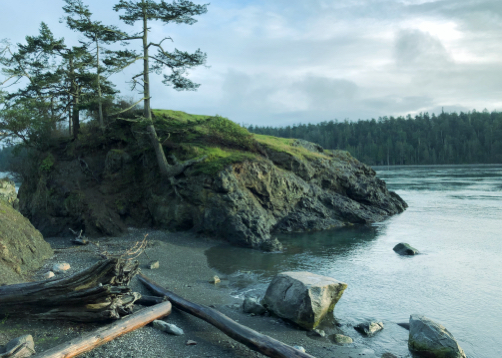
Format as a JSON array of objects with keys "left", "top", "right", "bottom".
[{"left": 205, "top": 165, "right": 502, "bottom": 358}]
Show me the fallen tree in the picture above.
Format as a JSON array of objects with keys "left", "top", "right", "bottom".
[
  {"left": 138, "top": 273, "right": 316, "bottom": 358},
  {"left": 36, "top": 301, "right": 172, "bottom": 358},
  {"left": 0, "top": 258, "right": 140, "bottom": 322}
]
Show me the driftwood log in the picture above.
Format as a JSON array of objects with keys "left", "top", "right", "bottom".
[
  {"left": 138, "top": 273, "right": 316, "bottom": 358},
  {"left": 0, "top": 259, "right": 140, "bottom": 322},
  {"left": 36, "top": 301, "right": 172, "bottom": 358}
]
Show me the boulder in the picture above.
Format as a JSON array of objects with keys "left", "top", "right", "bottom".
[
  {"left": 355, "top": 321, "right": 384, "bottom": 336},
  {"left": 408, "top": 314, "right": 466, "bottom": 358},
  {"left": 262, "top": 271, "right": 347, "bottom": 330},
  {"left": 1, "top": 335, "right": 35, "bottom": 357},
  {"left": 393, "top": 243, "right": 419, "bottom": 255},
  {"left": 52, "top": 262, "right": 71, "bottom": 273},
  {"left": 0, "top": 199, "right": 53, "bottom": 285}
]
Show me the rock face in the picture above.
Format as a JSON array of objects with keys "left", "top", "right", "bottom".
[
  {"left": 0, "top": 177, "right": 18, "bottom": 209},
  {"left": 0, "top": 185, "right": 53, "bottom": 285},
  {"left": 261, "top": 271, "right": 347, "bottom": 330},
  {"left": 408, "top": 315, "right": 466, "bottom": 358},
  {"left": 393, "top": 243, "right": 419, "bottom": 255},
  {"left": 17, "top": 114, "right": 406, "bottom": 250}
]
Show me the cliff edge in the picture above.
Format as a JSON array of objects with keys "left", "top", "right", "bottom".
[{"left": 18, "top": 110, "right": 407, "bottom": 250}]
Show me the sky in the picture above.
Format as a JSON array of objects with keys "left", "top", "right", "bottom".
[{"left": 1, "top": 0, "right": 502, "bottom": 127}]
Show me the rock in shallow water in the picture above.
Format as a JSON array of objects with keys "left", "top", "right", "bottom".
[
  {"left": 262, "top": 271, "right": 347, "bottom": 330},
  {"left": 408, "top": 314, "right": 466, "bottom": 358},
  {"left": 331, "top": 334, "right": 353, "bottom": 344},
  {"left": 393, "top": 242, "right": 419, "bottom": 255},
  {"left": 355, "top": 321, "right": 384, "bottom": 336}
]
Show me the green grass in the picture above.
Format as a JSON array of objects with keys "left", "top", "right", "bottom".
[{"left": 253, "top": 134, "right": 331, "bottom": 160}]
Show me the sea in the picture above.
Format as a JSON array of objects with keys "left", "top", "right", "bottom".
[{"left": 205, "top": 164, "right": 502, "bottom": 358}]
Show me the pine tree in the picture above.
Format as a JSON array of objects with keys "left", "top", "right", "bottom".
[{"left": 113, "top": 0, "right": 208, "bottom": 177}]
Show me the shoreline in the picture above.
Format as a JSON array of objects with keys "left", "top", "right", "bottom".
[{"left": 1, "top": 228, "right": 378, "bottom": 358}]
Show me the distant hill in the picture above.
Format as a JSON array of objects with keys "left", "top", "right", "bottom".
[{"left": 248, "top": 110, "right": 502, "bottom": 165}]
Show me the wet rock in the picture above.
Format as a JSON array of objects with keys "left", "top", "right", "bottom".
[
  {"left": 152, "top": 320, "right": 184, "bottom": 336},
  {"left": 52, "top": 263, "right": 71, "bottom": 273},
  {"left": 307, "top": 329, "right": 326, "bottom": 338},
  {"left": 397, "top": 322, "right": 410, "bottom": 330},
  {"left": 393, "top": 243, "right": 419, "bottom": 255},
  {"left": 242, "top": 296, "right": 266, "bottom": 315},
  {"left": 185, "top": 340, "right": 197, "bottom": 346},
  {"left": 148, "top": 260, "right": 160, "bottom": 269},
  {"left": 262, "top": 271, "right": 347, "bottom": 330},
  {"left": 381, "top": 353, "right": 398, "bottom": 358},
  {"left": 43, "top": 271, "right": 55, "bottom": 279},
  {"left": 408, "top": 314, "right": 466, "bottom": 358},
  {"left": 331, "top": 334, "right": 353, "bottom": 344},
  {"left": 355, "top": 321, "right": 384, "bottom": 336}
]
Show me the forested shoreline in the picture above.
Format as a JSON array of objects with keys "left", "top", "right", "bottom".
[{"left": 248, "top": 110, "right": 502, "bottom": 166}]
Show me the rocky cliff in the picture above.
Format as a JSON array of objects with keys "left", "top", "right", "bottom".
[
  {"left": 0, "top": 178, "right": 53, "bottom": 285},
  {"left": 18, "top": 110, "right": 406, "bottom": 250}
]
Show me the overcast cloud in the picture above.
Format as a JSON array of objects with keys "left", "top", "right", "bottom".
[{"left": 1, "top": 0, "right": 502, "bottom": 126}]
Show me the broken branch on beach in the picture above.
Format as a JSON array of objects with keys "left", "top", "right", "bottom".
[
  {"left": 35, "top": 301, "right": 172, "bottom": 358},
  {"left": 138, "top": 273, "right": 316, "bottom": 358},
  {"left": 0, "top": 258, "right": 141, "bottom": 322}
]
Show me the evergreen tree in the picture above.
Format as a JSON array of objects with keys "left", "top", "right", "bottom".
[{"left": 113, "top": 0, "right": 208, "bottom": 177}]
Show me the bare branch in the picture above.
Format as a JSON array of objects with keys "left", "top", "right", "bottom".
[{"left": 108, "top": 97, "right": 147, "bottom": 117}]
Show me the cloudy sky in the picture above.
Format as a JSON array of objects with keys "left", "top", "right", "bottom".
[{"left": 1, "top": 0, "right": 502, "bottom": 126}]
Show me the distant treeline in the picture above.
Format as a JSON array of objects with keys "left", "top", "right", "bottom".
[{"left": 248, "top": 110, "right": 502, "bottom": 165}]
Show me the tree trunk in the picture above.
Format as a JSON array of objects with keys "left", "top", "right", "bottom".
[
  {"left": 35, "top": 301, "right": 172, "bottom": 358},
  {"left": 0, "top": 259, "right": 140, "bottom": 322},
  {"left": 96, "top": 39, "right": 104, "bottom": 131},
  {"left": 138, "top": 274, "right": 315, "bottom": 358},
  {"left": 142, "top": 9, "right": 170, "bottom": 178},
  {"left": 69, "top": 55, "right": 80, "bottom": 140}
]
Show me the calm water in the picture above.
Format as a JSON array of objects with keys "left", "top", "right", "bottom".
[{"left": 206, "top": 165, "right": 502, "bottom": 358}]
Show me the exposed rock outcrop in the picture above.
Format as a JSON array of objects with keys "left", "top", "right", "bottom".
[
  {"left": 17, "top": 111, "right": 407, "bottom": 250},
  {"left": 393, "top": 243, "right": 419, "bottom": 255},
  {"left": 0, "top": 179, "right": 53, "bottom": 285},
  {"left": 408, "top": 314, "right": 466, "bottom": 358},
  {"left": 261, "top": 271, "right": 347, "bottom": 330}
]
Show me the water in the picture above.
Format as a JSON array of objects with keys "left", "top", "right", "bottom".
[{"left": 205, "top": 164, "right": 502, "bottom": 358}]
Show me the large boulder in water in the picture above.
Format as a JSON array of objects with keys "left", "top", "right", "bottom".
[
  {"left": 0, "top": 179, "right": 53, "bottom": 285},
  {"left": 408, "top": 314, "right": 466, "bottom": 358},
  {"left": 393, "top": 243, "right": 419, "bottom": 255},
  {"left": 262, "top": 271, "right": 347, "bottom": 330},
  {"left": 17, "top": 112, "right": 407, "bottom": 250}
]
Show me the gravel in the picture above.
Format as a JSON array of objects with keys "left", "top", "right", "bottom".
[{"left": 0, "top": 228, "right": 379, "bottom": 358}]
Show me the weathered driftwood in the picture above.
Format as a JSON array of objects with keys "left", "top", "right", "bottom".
[
  {"left": 36, "top": 301, "right": 172, "bottom": 358},
  {"left": 0, "top": 259, "right": 140, "bottom": 322},
  {"left": 136, "top": 295, "right": 167, "bottom": 306},
  {"left": 138, "top": 274, "right": 316, "bottom": 358}
]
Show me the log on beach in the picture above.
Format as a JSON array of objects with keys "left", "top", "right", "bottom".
[
  {"left": 138, "top": 273, "right": 316, "bottom": 358},
  {"left": 0, "top": 259, "right": 141, "bottom": 322},
  {"left": 35, "top": 301, "right": 172, "bottom": 358}
]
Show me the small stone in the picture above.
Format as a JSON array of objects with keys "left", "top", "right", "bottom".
[
  {"left": 242, "top": 297, "right": 266, "bottom": 315},
  {"left": 152, "top": 320, "right": 184, "bottom": 335},
  {"left": 148, "top": 261, "right": 160, "bottom": 269},
  {"left": 331, "top": 334, "right": 353, "bottom": 344},
  {"left": 355, "top": 321, "right": 384, "bottom": 336},
  {"left": 210, "top": 275, "right": 221, "bottom": 284},
  {"left": 307, "top": 329, "right": 326, "bottom": 338},
  {"left": 52, "top": 263, "right": 71, "bottom": 273},
  {"left": 393, "top": 243, "right": 419, "bottom": 255},
  {"left": 293, "top": 346, "right": 306, "bottom": 353},
  {"left": 4, "top": 335, "right": 35, "bottom": 357},
  {"left": 43, "top": 271, "right": 55, "bottom": 279},
  {"left": 186, "top": 340, "right": 197, "bottom": 346}
]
